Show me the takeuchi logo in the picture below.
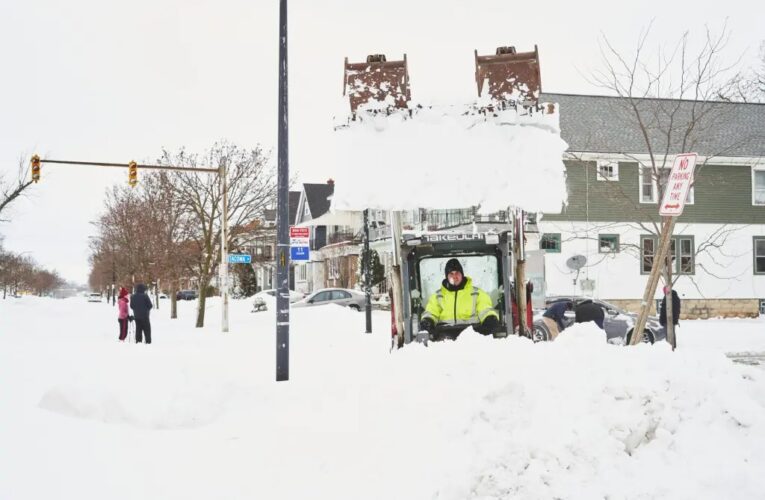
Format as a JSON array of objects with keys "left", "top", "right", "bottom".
[{"left": 423, "top": 233, "right": 488, "bottom": 242}]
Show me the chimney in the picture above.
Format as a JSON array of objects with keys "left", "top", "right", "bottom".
[{"left": 327, "top": 178, "right": 335, "bottom": 186}]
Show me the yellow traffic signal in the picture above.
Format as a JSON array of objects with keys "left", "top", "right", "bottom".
[
  {"left": 128, "top": 161, "right": 138, "bottom": 187},
  {"left": 30, "top": 155, "right": 41, "bottom": 183}
]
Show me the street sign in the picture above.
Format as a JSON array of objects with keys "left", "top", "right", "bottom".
[
  {"left": 291, "top": 246, "right": 310, "bottom": 261},
  {"left": 228, "top": 254, "right": 252, "bottom": 264},
  {"left": 289, "top": 226, "right": 309, "bottom": 238},
  {"left": 659, "top": 153, "right": 697, "bottom": 217}
]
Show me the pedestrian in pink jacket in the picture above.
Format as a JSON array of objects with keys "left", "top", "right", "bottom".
[{"left": 118, "top": 287, "right": 130, "bottom": 341}]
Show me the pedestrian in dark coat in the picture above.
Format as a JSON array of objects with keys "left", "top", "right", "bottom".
[
  {"left": 659, "top": 286, "right": 681, "bottom": 327},
  {"left": 130, "top": 283, "right": 153, "bottom": 344},
  {"left": 117, "top": 287, "right": 130, "bottom": 341},
  {"left": 543, "top": 300, "right": 572, "bottom": 332},
  {"left": 575, "top": 300, "right": 605, "bottom": 330}
]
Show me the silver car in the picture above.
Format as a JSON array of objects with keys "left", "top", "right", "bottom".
[
  {"left": 534, "top": 296, "right": 664, "bottom": 344},
  {"left": 292, "top": 288, "right": 366, "bottom": 310}
]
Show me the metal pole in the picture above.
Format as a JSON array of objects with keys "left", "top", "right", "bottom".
[
  {"left": 220, "top": 162, "right": 229, "bottom": 333},
  {"left": 275, "top": 0, "right": 290, "bottom": 381},
  {"left": 364, "top": 209, "right": 372, "bottom": 333}
]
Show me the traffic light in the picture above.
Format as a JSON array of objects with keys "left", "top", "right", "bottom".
[
  {"left": 30, "top": 155, "right": 41, "bottom": 183},
  {"left": 128, "top": 161, "right": 138, "bottom": 187}
]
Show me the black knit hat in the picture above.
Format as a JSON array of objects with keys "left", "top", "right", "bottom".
[{"left": 444, "top": 258, "right": 464, "bottom": 278}]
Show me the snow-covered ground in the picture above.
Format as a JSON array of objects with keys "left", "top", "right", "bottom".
[{"left": 2, "top": 296, "right": 764, "bottom": 500}]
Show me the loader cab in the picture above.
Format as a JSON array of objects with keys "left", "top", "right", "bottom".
[{"left": 398, "top": 231, "right": 514, "bottom": 343}]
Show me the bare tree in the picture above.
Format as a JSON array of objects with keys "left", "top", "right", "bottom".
[
  {"left": 562, "top": 22, "right": 764, "bottom": 295},
  {"left": 162, "top": 142, "right": 275, "bottom": 328},
  {"left": 0, "top": 156, "right": 35, "bottom": 222}
]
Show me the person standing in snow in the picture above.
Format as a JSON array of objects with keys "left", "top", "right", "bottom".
[
  {"left": 419, "top": 258, "right": 500, "bottom": 338},
  {"left": 574, "top": 299, "right": 605, "bottom": 329},
  {"left": 659, "top": 285, "right": 681, "bottom": 330},
  {"left": 117, "top": 287, "right": 130, "bottom": 341},
  {"left": 130, "top": 283, "right": 153, "bottom": 344}
]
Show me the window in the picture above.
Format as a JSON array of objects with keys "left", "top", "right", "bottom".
[
  {"left": 755, "top": 237, "right": 765, "bottom": 274},
  {"left": 540, "top": 233, "right": 561, "bottom": 253},
  {"left": 641, "top": 236, "right": 655, "bottom": 273},
  {"left": 640, "top": 165, "right": 694, "bottom": 204},
  {"left": 597, "top": 161, "right": 618, "bottom": 181},
  {"left": 641, "top": 235, "right": 695, "bottom": 275},
  {"left": 297, "top": 264, "right": 307, "bottom": 281},
  {"left": 331, "top": 290, "right": 351, "bottom": 300},
  {"left": 598, "top": 234, "right": 620, "bottom": 253},
  {"left": 640, "top": 167, "right": 656, "bottom": 203},
  {"left": 754, "top": 169, "right": 765, "bottom": 206},
  {"left": 675, "top": 237, "right": 695, "bottom": 274},
  {"left": 312, "top": 291, "right": 332, "bottom": 302}
]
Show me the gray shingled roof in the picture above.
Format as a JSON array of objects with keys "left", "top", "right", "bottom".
[
  {"left": 541, "top": 93, "right": 765, "bottom": 158},
  {"left": 263, "top": 191, "right": 300, "bottom": 224},
  {"left": 303, "top": 183, "right": 334, "bottom": 219}
]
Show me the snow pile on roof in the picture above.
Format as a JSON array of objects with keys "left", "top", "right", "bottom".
[
  {"left": 2, "top": 297, "right": 765, "bottom": 499},
  {"left": 328, "top": 105, "right": 568, "bottom": 214}
]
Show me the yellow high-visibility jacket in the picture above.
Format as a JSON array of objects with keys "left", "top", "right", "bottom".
[{"left": 421, "top": 277, "right": 499, "bottom": 326}]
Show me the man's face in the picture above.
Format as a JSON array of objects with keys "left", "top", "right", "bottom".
[{"left": 447, "top": 270, "right": 464, "bottom": 286}]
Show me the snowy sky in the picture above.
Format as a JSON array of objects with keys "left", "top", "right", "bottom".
[{"left": 1, "top": 0, "right": 763, "bottom": 283}]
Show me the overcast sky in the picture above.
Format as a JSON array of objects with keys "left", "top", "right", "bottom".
[{"left": 1, "top": 0, "right": 763, "bottom": 283}]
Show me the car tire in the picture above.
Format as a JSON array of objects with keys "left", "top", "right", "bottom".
[
  {"left": 626, "top": 328, "right": 655, "bottom": 345},
  {"left": 349, "top": 304, "right": 361, "bottom": 311},
  {"left": 531, "top": 323, "right": 550, "bottom": 342}
]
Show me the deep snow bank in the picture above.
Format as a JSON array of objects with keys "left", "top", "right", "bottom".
[{"left": 1, "top": 297, "right": 764, "bottom": 500}]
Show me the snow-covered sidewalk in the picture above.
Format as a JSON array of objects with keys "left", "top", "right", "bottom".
[{"left": 1, "top": 296, "right": 764, "bottom": 499}]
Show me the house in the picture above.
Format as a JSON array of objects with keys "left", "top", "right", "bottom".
[
  {"left": 240, "top": 191, "right": 301, "bottom": 291},
  {"left": 536, "top": 93, "right": 765, "bottom": 318},
  {"left": 293, "top": 180, "right": 362, "bottom": 293}
]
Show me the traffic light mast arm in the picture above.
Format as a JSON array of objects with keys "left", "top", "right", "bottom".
[{"left": 37, "top": 158, "right": 218, "bottom": 173}]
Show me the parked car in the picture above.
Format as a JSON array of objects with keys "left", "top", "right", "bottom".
[
  {"left": 292, "top": 288, "right": 366, "bottom": 310},
  {"left": 252, "top": 289, "right": 305, "bottom": 312},
  {"left": 533, "top": 296, "right": 664, "bottom": 344},
  {"left": 87, "top": 293, "right": 102, "bottom": 303},
  {"left": 176, "top": 290, "right": 198, "bottom": 301}
]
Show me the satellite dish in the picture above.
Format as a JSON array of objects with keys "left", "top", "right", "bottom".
[{"left": 566, "top": 255, "right": 587, "bottom": 271}]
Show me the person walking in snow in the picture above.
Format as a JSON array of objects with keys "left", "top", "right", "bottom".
[
  {"left": 117, "top": 287, "right": 130, "bottom": 341},
  {"left": 659, "top": 285, "right": 681, "bottom": 330},
  {"left": 130, "top": 283, "right": 153, "bottom": 344},
  {"left": 419, "top": 258, "right": 500, "bottom": 338}
]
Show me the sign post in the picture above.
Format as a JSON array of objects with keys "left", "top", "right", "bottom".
[{"left": 630, "top": 153, "right": 696, "bottom": 347}]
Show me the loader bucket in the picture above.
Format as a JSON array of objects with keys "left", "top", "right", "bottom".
[
  {"left": 343, "top": 54, "right": 411, "bottom": 114},
  {"left": 475, "top": 45, "right": 541, "bottom": 105}
]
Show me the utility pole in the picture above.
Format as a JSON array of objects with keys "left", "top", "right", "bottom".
[
  {"left": 364, "top": 209, "right": 372, "bottom": 333},
  {"left": 220, "top": 162, "right": 229, "bottom": 333},
  {"left": 275, "top": 0, "right": 290, "bottom": 381}
]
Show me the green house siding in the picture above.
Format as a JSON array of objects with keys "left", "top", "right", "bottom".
[{"left": 543, "top": 161, "right": 765, "bottom": 224}]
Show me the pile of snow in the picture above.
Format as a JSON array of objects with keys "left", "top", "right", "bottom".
[
  {"left": 328, "top": 104, "right": 568, "bottom": 214},
  {"left": 2, "top": 297, "right": 764, "bottom": 499}
]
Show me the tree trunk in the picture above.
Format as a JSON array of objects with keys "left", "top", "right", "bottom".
[
  {"left": 170, "top": 281, "right": 178, "bottom": 319},
  {"left": 195, "top": 275, "right": 212, "bottom": 328}
]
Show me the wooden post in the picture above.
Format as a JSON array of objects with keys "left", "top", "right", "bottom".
[
  {"left": 389, "top": 211, "right": 405, "bottom": 348},
  {"left": 630, "top": 217, "right": 676, "bottom": 345},
  {"left": 514, "top": 209, "right": 528, "bottom": 337}
]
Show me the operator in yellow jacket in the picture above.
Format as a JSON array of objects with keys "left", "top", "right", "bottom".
[{"left": 419, "top": 258, "right": 501, "bottom": 336}]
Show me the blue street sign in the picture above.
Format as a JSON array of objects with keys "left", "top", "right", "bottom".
[
  {"left": 228, "top": 254, "right": 252, "bottom": 264},
  {"left": 290, "top": 246, "right": 310, "bottom": 261}
]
